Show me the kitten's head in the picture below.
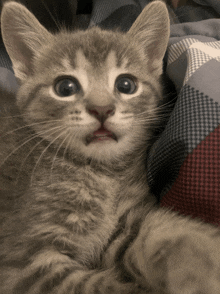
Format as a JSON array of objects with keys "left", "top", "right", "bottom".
[{"left": 1, "top": 1, "right": 169, "bottom": 163}]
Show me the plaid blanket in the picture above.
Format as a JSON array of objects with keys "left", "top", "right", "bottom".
[
  {"left": 0, "top": 0, "right": 220, "bottom": 225},
  {"left": 148, "top": 22, "right": 220, "bottom": 225}
]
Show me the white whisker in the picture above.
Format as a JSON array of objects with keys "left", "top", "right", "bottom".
[
  {"left": 49, "top": 130, "right": 70, "bottom": 184},
  {"left": 41, "top": 0, "right": 62, "bottom": 30},
  {"left": 15, "top": 127, "right": 67, "bottom": 184},
  {"left": 0, "top": 114, "right": 27, "bottom": 119},
  {"left": 1, "top": 119, "right": 63, "bottom": 138},
  {"left": 134, "top": 97, "right": 176, "bottom": 119},
  {"left": 0, "top": 125, "right": 64, "bottom": 168},
  {"left": 30, "top": 129, "right": 68, "bottom": 186},
  {"left": 62, "top": 132, "right": 73, "bottom": 161}
]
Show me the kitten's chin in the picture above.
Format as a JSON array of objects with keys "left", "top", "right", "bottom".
[
  {"left": 66, "top": 126, "right": 136, "bottom": 163},
  {"left": 79, "top": 135, "right": 134, "bottom": 163},
  {"left": 84, "top": 139, "right": 119, "bottom": 161}
]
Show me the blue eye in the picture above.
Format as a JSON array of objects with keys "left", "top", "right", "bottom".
[
  {"left": 55, "top": 78, "right": 80, "bottom": 97},
  {"left": 115, "top": 76, "right": 137, "bottom": 94}
]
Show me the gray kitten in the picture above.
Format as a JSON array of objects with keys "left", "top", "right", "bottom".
[{"left": 1, "top": 1, "right": 220, "bottom": 294}]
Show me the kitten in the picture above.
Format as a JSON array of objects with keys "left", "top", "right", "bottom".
[{"left": 1, "top": 1, "right": 220, "bottom": 294}]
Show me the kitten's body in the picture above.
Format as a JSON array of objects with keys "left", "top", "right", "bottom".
[{"left": 1, "top": 2, "right": 220, "bottom": 294}]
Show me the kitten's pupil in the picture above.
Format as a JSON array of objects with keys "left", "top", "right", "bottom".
[
  {"left": 55, "top": 78, "right": 80, "bottom": 97},
  {"left": 116, "top": 76, "right": 137, "bottom": 94}
]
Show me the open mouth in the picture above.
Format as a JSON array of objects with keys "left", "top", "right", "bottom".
[{"left": 86, "top": 126, "right": 117, "bottom": 144}]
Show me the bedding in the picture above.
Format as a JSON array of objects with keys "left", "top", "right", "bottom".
[
  {"left": 149, "top": 22, "right": 220, "bottom": 225},
  {"left": 0, "top": 0, "right": 219, "bottom": 225}
]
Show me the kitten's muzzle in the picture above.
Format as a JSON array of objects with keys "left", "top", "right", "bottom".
[{"left": 86, "top": 104, "right": 117, "bottom": 144}]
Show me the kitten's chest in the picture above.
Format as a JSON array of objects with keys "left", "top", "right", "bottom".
[
  {"left": 33, "top": 160, "right": 122, "bottom": 226},
  {"left": 32, "top": 162, "right": 123, "bottom": 264}
]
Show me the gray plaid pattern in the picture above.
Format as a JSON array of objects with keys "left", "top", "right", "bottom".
[
  {"left": 148, "top": 29, "right": 220, "bottom": 199},
  {"left": 168, "top": 38, "right": 196, "bottom": 64},
  {"left": 185, "top": 48, "right": 213, "bottom": 82}
]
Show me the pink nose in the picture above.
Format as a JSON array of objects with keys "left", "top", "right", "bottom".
[{"left": 88, "top": 105, "right": 115, "bottom": 121}]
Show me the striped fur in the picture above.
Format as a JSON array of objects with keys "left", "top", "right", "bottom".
[{"left": 1, "top": 1, "right": 220, "bottom": 294}]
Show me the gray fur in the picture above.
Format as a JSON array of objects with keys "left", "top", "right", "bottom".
[{"left": 1, "top": 2, "right": 220, "bottom": 294}]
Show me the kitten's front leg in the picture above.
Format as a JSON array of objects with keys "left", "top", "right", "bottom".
[{"left": 124, "top": 209, "right": 220, "bottom": 294}]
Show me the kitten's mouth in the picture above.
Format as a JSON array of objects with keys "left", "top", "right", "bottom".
[{"left": 86, "top": 126, "right": 117, "bottom": 145}]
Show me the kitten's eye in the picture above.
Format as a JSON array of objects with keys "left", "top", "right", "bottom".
[
  {"left": 115, "top": 76, "right": 137, "bottom": 94},
  {"left": 55, "top": 78, "right": 80, "bottom": 97}
]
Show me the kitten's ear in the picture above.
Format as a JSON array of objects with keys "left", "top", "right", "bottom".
[
  {"left": 1, "top": 2, "right": 53, "bottom": 81},
  {"left": 127, "top": 1, "right": 169, "bottom": 72}
]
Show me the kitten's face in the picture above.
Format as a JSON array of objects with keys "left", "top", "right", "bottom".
[
  {"left": 1, "top": 1, "right": 170, "bottom": 162},
  {"left": 19, "top": 30, "right": 161, "bottom": 161}
]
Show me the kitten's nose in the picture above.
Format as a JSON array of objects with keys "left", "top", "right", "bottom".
[{"left": 88, "top": 105, "right": 115, "bottom": 122}]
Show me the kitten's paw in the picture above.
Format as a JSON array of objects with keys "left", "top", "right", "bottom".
[
  {"left": 162, "top": 237, "right": 220, "bottom": 294},
  {"left": 142, "top": 234, "right": 220, "bottom": 294}
]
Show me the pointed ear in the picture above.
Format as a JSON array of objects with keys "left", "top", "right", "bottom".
[
  {"left": 127, "top": 1, "right": 170, "bottom": 72},
  {"left": 1, "top": 2, "right": 53, "bottom": 81}
]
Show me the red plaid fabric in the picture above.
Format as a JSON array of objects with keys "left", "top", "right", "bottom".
[{"left": 161, "top": 125, "right": 220, "bottom": 225}]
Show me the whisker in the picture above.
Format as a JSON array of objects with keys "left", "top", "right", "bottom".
[
  {"left": 135, "top": 113, "right": 172, "bottom": 121},
  {"left": 1, "top": 119, "right": 63, "bottom": 138},
  {"left": 41, "top": 0, "right": 62, "bottom": 30},
  {"left": 138, "top": 108, "right": 167, "bottom": 116},
  {"left": 0, "top": 125, "right": 64, "bottom": 168},
  {"left": 135, "top": 107, "right": 174, "bottom": 121},
  {"left": 59, "top": 130, "right": 78, "bottom": 166},
  {"left": 0, "top": 114, "right": 27, "bottom": 119},
  {"left": 14, "top": 127, "right": 66, "bottom": 184},
  {"left": 62, "top": 133, "right": 73, "bottom": 160},
  {"left": 123, "top": 105, "right": 172, "bottom": 120},
  {"left": 49, "top": 130, "right": 70, "bottom": 184},
  {"left": 139, "top": 96, "right": 177, "bottom": 116},
  {"left": 30, "top": 129, "right": 68, "bottom": 186}
]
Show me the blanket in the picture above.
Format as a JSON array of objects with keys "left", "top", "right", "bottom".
[
  {"left": 149, "top": 21, "right": 220, "bottom": 225},
  {"left": 0, "top": 0, "right": 220, "bottom": 225}
]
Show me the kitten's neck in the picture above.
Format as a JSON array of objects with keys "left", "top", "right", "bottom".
[{"left": 69, "top": 150, "right": 147, "bottom": 180}]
